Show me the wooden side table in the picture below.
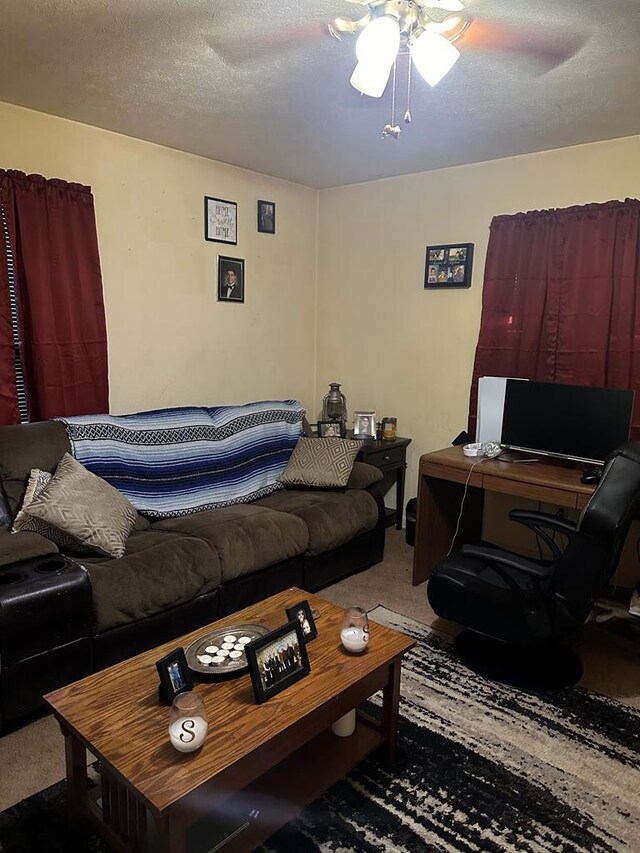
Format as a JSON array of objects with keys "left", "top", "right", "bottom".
[{"left": 355, "top": 436, "right": 411, "bottom": 530}]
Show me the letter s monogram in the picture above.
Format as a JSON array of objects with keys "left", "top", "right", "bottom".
[{"left": 179, "top": 719, "right": 196, "bottom": 743}]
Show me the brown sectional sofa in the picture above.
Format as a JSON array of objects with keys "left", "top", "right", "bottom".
[{"left": 0, "top": 419, "right": 385, "bottom": 730}]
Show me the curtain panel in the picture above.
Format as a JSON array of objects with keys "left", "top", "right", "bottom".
[
  {"left": 468, "top": 199, "right": 640, "bottom": 439},
  {"left": 0, "top": 169, "right": 109, "bottom": 423}
]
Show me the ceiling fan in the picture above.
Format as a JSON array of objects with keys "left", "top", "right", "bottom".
[{"left": 327, "top": 0, "right": 585, "bottom": 138}]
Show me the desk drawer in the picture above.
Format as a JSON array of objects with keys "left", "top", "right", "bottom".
[
  {"left": 363, "top": 446, "right": 405, "bottom": 469},
  {"left": 482, "top": 474, "right": 578, "bottom": 508}
]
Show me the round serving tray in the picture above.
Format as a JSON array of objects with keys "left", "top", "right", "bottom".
[{"left": 185, "top": 623, "right": 269, "bottom": 677}]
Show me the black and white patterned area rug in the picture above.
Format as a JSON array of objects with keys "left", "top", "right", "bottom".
[{"left": 2, "top": 606, "right": 640, "bottom": 852}]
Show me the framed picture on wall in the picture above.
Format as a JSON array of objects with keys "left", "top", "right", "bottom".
[
  {"left": 257, "top": 200, "right": 276, "bottom": 234},
  {"left": 205, "top": 196, "right": 237, "bottom": 244},
  {"left": 424, "top": 243, "right": 474, "bottom": 290},
  {"left": 217, "top": 256, "right": 245, "bottom": 303}
]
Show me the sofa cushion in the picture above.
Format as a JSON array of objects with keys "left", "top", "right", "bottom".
[
  {"left": 0, "top": 526, "right": 59, "bottom": 568},
  {"left": 278, "top": 437, "right": 361, "bottom": 489},
  {"left": 253, "top": 489, "right": 379, "bottom": 556},
  {"left": 0, "top": 421, "right": 70, "bottom": 515},
  {"left": 152, "top": 504, "right": 309, "bottom": 582},
  {"left": 23, "top": 454, "right": 138, "bottom": 558},
  {"left": 346, "top": 461, "right": 384, "bottom": 490},
  {"left": 81, "top": 529, "right": 222, "bottom": 632}
]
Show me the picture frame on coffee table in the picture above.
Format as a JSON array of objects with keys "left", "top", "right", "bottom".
[
  {"left": 286, "top": 599, "right": 318, "bottom": 644},
  {"left": 353, "top": 411, "right": 376, "bottom": 438},
  {"left": 245, "top": 620, "right": 310, "bottom": 704},
  {"left": 156, "top": 647, "right": 194, "bottom": 704}
]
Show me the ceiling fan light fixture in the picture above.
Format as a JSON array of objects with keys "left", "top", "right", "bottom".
[
  {"left": 411, "top": 30, "right": 460, "bottom": 87},
  {"left": 350, "top": 58, "right": 393, "bottom": 98},
  {"left": 355, "top": 15, "right": 400, "bottom": 66},
  {"left": 429, "top": 0, "right": 465, "bottom": 11}
]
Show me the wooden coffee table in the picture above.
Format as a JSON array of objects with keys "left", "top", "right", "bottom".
[{"left": 45, "top": 588, "right": 415, "bottom": 853}]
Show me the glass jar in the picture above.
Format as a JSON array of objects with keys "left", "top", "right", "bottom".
[
  {"left": 382, "top": 417, "right": 397, "bottom": 440},
  {"left": 168, "top": 691, "right": 208, "bottom": 753},
  {"left": 340, "top": 606, "right": 370, "bottom": 654}
]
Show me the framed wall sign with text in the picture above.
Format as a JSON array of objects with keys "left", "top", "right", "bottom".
[
  {"left": 205, "top": 196, "right": 238, "bottom": 245},
  {"left": 424, "top": 243, "right": 474, "bottom": 290}
]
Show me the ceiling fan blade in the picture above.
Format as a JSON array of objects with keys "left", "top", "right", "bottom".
[
  {"left": 458, "top": 19, "right": 587, "bottom": 69},
  {"left": 206, "top": 21, "right": 327, "bottom": 66}
]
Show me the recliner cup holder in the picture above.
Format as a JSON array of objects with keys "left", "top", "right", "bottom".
[
  {"left": 34, "top": 557, "right": 68, "bottom": 574},
  {"left": 0, "top": 572, "right": 24, "bottom": 585}
]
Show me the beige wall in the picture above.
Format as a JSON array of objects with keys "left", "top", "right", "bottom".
[
  {"left": 317, "top": 134, "right": 640, "bottom": 504},
  {"left": 0, "top": 101, "right": 318, "bottom": 415}
]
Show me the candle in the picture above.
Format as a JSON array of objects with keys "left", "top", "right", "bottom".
[
  {"left": 341, "top": 626, "right": 369, "bottom": 653},
  {"left": 169, "top": 716, "right": 208, "bottom": 753}
]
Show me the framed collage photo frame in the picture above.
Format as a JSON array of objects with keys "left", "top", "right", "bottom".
[
  {"left": 156, "top": 647, "right": 194, "bottom": 704},
  {"left": 424, "top": 243, "right": 474, "bottom": 290},
  {"left": 285, "top": 599, "right": 318, "bottom": 644},
  {"left": 205, "top": 196, "right": 237, "bottom": 245},
  {"left": 217, "top": 256, "right": 245, "bottom": 303},
  {"left": 245, "top": 620, "right": 310, "bottom": 704}
]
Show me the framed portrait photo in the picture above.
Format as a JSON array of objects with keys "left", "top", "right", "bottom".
[
  {"left": 257, "top": 199, "right": 276, "bottom": 234},
  {"left": 317, "top": 420, "right": 343, "bottom": 438},
  {"left": 424, "top": 243, "right": 474, "bottom": 290},
  {"left": 285, "top": 599, "right": 318, "bottom": 644},
  {"left": 205, "top": 196, "right": 237, "bottom": 245},
  {"left": 217, "top": 256, "right": 245, "bottom": 303},
  {"left": 353, "top": 411, "right": 376, "bottom": 438},
  {"left": 156, "top": 647, "right": 194, "bottom": 704},
  {"left": 245, "top": 620, "right": 310, "bottom": 704}
]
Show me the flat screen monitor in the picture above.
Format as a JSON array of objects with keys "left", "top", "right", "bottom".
[{"left": 501, "top": 380, "right": 634, "bottom": 465}]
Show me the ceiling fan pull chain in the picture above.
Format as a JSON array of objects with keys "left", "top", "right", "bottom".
[
  {"left": 404, "top": 47, "right": 413, "bottom": 124},
  {"left": 382, "top": 60, "right": 401, "bottom": 139}
]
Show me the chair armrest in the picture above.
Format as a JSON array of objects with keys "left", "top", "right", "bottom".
[
  {"left": 346, "top": 462, "right": 384, "bottom": 490},
  {"left": 508, "top": 510, "right": 576, "bottom": 561},
  {"left": 460, "top": 544, "right": 554, "bottom": 580}
]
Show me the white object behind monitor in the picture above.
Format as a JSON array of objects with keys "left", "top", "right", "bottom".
[{"left": 477, "top": 376, "right": 528, "bottom": 443}]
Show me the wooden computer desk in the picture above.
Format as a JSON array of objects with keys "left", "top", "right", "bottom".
[{"left": 412, "top": 446, "right": 596, "bottom": 586}]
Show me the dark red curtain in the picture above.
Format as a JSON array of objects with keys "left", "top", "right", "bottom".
[
  {"left": 468, "top": 199, "right": 640, "bottom": 439},
  {"left": 0, "top": 170, "right": 109, "bottom": 422}
]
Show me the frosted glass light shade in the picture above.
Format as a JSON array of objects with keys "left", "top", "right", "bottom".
[
  {"left": 411, "top": 30, "right": 460, "bottom": 87},
  {"left": 355, "top": 16, "right": 400, "bottom": 66},
  {"left": 350, "top": 59, "right": 393, "bottom": 98}
]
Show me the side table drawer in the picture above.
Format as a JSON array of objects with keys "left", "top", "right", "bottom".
[{"left": 362, "top": 445, "right": 405, "bottom": 469}]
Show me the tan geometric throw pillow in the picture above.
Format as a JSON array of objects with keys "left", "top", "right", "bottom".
[
  {"left": 12, "top": 467, "right": 93, "bottom": 554},
  {"left": 22, "top": 454, "right": 137, "bottom": 558},
  {"left": 278, "top": 437, "right": 361, "bottom": 489}
]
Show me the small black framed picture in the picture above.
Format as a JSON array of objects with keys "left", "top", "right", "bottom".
[
  {"left": 286, "top": 599, "right": 318, "bottom": 644},
  {"left": 217, "top": 255, "right": 245, "bottom": 303},
  {"left": 205, "top": 196, "right": 237, "bottom": 245},
  {"left": 424, "top": 243, "right": 474, "bottom": 290},
  {"left": 245, "top": 620, "right": 310, "bottom": 704},
  {"left": 257, "top": 200, "right": 276, "bottom": 234},
  {"left": 317, "top": 420, "right": 343, "bottom": 438},
  {"left": 156, "top": 647, "right": 194, "bottom": 704}
]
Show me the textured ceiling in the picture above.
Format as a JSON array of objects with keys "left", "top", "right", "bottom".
[{"left": 1, "top": 0, "right": 639, "bottom": 188}]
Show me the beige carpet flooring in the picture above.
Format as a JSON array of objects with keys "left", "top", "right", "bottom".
[{"left": 1, "top": 529, "right": 640, "bottom": 813}]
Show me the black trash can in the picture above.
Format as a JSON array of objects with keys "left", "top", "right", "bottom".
[{"left": 405, "top": 497, "right": 417, "bottom": 546}]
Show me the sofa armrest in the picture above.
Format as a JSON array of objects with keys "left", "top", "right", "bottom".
[
  {"left": 0, "top": 527, "right": 59, "bottom": 568},
  {"left": 346, "top": 462, "right": 384, "bottom": 490}
]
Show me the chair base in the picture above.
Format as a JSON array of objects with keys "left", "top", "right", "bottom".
[{"left": 453, "top": 629, "right": 583, "bottom": 690}]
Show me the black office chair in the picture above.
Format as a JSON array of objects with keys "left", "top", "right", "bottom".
[{"left": 427, "top": 442, "right": 640, "bottom": 688}]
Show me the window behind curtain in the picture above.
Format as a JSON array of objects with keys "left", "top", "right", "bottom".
[
  {"left": 0, "top": 170, "right": 109, "bottom": 423},
  {"left": 468, "top": 199, "right": 640, "bottom": 440}
]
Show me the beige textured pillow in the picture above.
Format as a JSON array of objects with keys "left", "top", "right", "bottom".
[
  {"left": 278, "top": 437, "right": 361, "bottom": 489},
  {"left": 23, "top": 454, "right": 137, "bottom": 558},
  {"left": 13, "top": 467, "right": 93, "bottom": 554}
]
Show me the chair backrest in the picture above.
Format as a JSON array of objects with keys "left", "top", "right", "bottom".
[{"left": 553, "top": 442, "right": 640, "bottom": 619}]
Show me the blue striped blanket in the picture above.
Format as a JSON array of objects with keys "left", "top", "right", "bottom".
[{"left": 57, "top": 401, "right": 304, "bottom": 518}]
